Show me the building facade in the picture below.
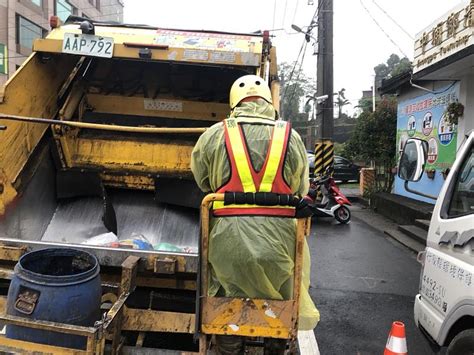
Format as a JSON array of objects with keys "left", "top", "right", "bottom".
[
  {"left": 381, "top": 0, "right": 474, "bottom": 203},
  {"left": 0, "top": 0, "right": 124, "bottom": 86}
]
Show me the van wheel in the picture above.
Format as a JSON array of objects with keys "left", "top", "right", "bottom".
[{"left": 447, "top": 329, "right": 474, "bottom": 355}]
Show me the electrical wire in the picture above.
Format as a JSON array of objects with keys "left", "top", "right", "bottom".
[
  {"left": 343, "top": 80, "right": 458, "bottom": 106},
  {"left": 291, "top": 0, "right": 300, "bottom": 25},
  {"left": 281, "top": 41, "right": 306, "bottom": 98},
  {"left": 430, "top": 81, "right": 458, "bottom": 94},
  {"left": 281, "top": 0, "right": 289, "bottom": 28},
  {"left": 311, "top": 0, "right": 325, "bottom": 31},
  {"left": 409, "top": 76, "right": 458, "bottom": 95},
  {"left": 370, "top": 0, "right": 414, "bottom": 40},
  {"left": 282, "top": 2, "right": 319, "bottom": 97},
  {"left": 359, "top": 0, "right": 410, "bottom": 59},
  {"left": 287, "top": 41, "right": 309, "bottom": 108},
  {"left": 308, "top": 0, "right": 324, "bottom": 100},
  {"left": 281, "top": 0, "right": 321, "bottom": 112},
  {"left": 272, "top": 0, "right": 278, "bottom": 32}
]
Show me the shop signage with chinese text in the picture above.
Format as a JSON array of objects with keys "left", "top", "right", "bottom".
[{"left": 414, "top": 1, "right": 474, "bottom": 73}]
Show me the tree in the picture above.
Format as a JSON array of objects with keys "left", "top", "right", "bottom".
[
  {"left": 343, "top": 54, "right": 407, "bottom": 193},
  {"left": 356, "top": 97, "right": 374, "bottom": 113},
  {"left": 343, "top": 97, "right": 397, "bottom": 192},
  {"left": 335, "top": 88, "right": 350, "bottom": 119},
  {"left": 279, "top": 62, "right": 316, "bottom": 121},
  {"left": 374, "top": 63, "right": 390, "bottom": 89},
  {"left": 374, "top": 54, "right": 412, "bottom": 89},
  {"left": 390, "top": 57, "right": 411, "bottom": 77}
]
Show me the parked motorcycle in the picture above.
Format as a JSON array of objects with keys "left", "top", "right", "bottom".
[{"left": 304, "top": 172, "right": 352, "bottom": 224}]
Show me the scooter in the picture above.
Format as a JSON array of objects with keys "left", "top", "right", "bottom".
[{"left": 304, "top": 172, "right": 352, "bottom": 224}]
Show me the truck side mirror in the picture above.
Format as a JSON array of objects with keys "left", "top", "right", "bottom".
[{"left": 398, "top": 139, "right": 427, "bottom": 182}]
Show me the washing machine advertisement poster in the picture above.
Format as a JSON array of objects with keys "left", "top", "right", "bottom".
[{"left": 394, "top": 83, "right": 459, "bottom": 203}]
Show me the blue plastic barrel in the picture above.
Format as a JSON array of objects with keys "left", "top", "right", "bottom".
[{"left": 6, "top": 248, "right": 101, "bottom": 350}]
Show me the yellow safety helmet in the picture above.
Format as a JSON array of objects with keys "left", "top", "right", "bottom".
[{"left": 229, "top": 75, "right": 273, "bottom": 109}]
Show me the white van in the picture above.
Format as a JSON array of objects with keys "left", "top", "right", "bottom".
[{"left": 398, "top": 131, "right": 474, "bottom": 354}]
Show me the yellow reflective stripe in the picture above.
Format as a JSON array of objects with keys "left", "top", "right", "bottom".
[
  {"left": 213, "top": 200, "right": 225, "bottom": 209},
  {"left": 259, "top": 121, "right": 287, "bottom": 192},
  {"left": 226, "top": 119, "right": 256, "bottom": 192},
  {"left": 213, "top": 200, "right": 294, "bottom": 210},
  {"left": 233, "top": 117, "right": 276, "bottom": 125}
]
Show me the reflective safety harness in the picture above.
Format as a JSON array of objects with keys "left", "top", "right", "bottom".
[{"left": 213, "top": 118, "right": 295, "bottom": 217}]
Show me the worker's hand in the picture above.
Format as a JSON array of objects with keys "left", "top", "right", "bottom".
[
  {"left": 295, "top": 198, "right": 313, "bottom": 218},
  {"left": 307, "top": 188, "right": 317, "bottom": 200}
]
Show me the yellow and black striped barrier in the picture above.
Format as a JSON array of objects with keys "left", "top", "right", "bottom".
[
  {"left": 314, "top": 140, "right": 334, "bottom": 176},
  {"left": 312, "top": 140, "right": 334, "bottom": 202}
]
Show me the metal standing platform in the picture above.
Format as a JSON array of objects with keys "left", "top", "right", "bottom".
[{"left": 197, "top": 193, "right": 311, "bottom": 354}]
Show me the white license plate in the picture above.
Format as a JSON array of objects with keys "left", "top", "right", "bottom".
[{"left": 62, "top": 33, "right": 114, "bottom": 58}]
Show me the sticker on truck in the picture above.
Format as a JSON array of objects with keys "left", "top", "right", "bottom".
[
  {"left": 421, "top": 250, "right": 473, "bottom": 314},
  {"left": 421, "top": 274, "right": 448, "bottom": 312},
  {"left": 144, "top": 99, "right": 183, "bottom": 112}
]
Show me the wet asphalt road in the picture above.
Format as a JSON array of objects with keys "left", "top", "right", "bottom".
[{"left": 308, "top": 205, "right": 439, "bottom": 355}]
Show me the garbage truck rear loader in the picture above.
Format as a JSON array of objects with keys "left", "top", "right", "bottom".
[{"left": 0, "top": 16, "right": 281, "bottom": 353}]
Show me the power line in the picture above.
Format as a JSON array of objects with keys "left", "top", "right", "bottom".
[
  {"left": 282, "top": 41, "right": 306, "bottom": 98},
  {"left": 272, "top": 0, "right": 278, "bottom": 31},
  {"left": 291, "top": 0, "right": 300, "bottom": 25},
  {"left": 287, "top": 41, "right": 309, "bottom": 108},
  {"left": 370, "top": 0, "right": 414, "bottom": 40},
  {"left": 282, "top": 0, "right": 321, "bottom": 104},
  {"left": 307, "top": 0, "right": 324, "bottom": 89},
  {"left": 359, "top": 0, "right": 410, "bottom": 58},
  {"left": 311, "top": 0, "right": 325, "bottom": 32},
  {"left": 281, "top": 0, "right": 289, "bottom": 28},
  {"left": 288, "top": 0, "right": 325, "bottom": 107}
]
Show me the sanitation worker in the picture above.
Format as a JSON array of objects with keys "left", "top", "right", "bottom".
[{"left": 191, "top": 74, "right": 319, "bottom": 355}]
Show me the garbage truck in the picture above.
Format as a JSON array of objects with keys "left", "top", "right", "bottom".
[{"left": 0, "top": 16, "right": 299, "bottom": 354}]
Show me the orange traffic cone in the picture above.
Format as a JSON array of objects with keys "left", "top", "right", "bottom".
[{"left": 384, "top": 321, "right": 408, "bottom": 355}]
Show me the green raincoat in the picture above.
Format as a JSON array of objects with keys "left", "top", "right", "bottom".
[{"left": 191, "top": 99, "right": 320, "bottom": 330}]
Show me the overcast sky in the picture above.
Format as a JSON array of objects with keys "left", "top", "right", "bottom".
[{"left": 124, "top": 0, "right": 462, "bottom": 114}]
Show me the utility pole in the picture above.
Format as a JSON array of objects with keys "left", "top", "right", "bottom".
[
  {"left": 372, "top": 75, "right": 376, "bottom": 111},
  {"left": 314, "top": 0, "right": 334, "bottom": 176}
]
